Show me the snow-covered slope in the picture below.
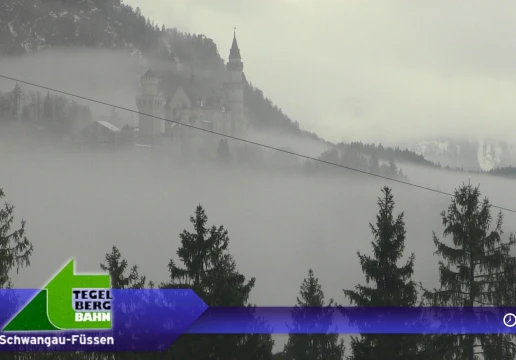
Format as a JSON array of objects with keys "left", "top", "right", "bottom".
[
  {"left": 408, "top": 138, "right": 516, "bottom": 171},
  {"left": 476, "top": 139, "right": 508, "bottom": 171}
]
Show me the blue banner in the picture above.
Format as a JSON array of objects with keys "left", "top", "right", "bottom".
[{"left": 0, "top": 289, "right": 515, "bottom": 351}]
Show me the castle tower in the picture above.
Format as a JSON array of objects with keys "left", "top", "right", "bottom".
[
  {"left": 225, "top": 29, "right": 245, "bottom": 138},
  {"left": 135, "top": 68, "right": 166, "bottom": 146}
]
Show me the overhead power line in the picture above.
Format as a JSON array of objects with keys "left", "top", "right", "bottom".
[{"left": 0, "top": 73, "right": 515, "bottom": 214}]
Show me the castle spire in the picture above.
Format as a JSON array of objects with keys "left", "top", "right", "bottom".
[
  {"left": 142, "top": 67, "right": 156, "bottom": 80},
  {"left": 229, "top": 27, "right": 241, "bottom": 61},
  {"left": 225, "top": 28, "right": 245, "bottom": 138}
]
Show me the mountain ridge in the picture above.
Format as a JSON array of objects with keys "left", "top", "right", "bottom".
[
  {"left": 0, "top": 0, "right": 330, "bottom": 142},
  {"left": 401, "top": 138, "right": 516, "bottom": 171},
  {"left": 3, "top": 0, "right": 509, "bottom": 174}
]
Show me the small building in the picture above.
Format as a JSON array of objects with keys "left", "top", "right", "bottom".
[
  {"left": 81, "top": 120, "right": 121, "bottom": 144},
  {"left": 119, "top": 124, "right": 137, "bottom": 145}
]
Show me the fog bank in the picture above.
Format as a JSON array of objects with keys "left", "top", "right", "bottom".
[{"left": 2, "top": 148, "right": 515, "bottom": 306}]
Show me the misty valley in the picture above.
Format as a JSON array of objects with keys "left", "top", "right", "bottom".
[{"left": 1, "top": 0, "right": 516, "bottom": 359}]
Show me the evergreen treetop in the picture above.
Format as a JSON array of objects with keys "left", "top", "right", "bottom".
[
  {"left": 162, "top": 204, "right": 273, "bottom": 360},
  {"left": 283, "top": 269, "right": 345, "bottom": 360},
  {"left": 344, "top": 186, "right": 417, "bottom": 307},
  {"left": 0, "top": 188, "right": 33, "bottom": 289},
  {"left": 424, "top": 184, "right": 516, "bottom": 360},
  {"left": 343, "top": 186, "right": 422, "bottom": 360},
  {"left": 100, "top": 245, "right": 149, "bottom": 289}
]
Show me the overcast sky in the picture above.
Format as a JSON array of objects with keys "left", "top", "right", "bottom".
[{"left": 123, "top": 1, "right": 516, "bottom": 144}]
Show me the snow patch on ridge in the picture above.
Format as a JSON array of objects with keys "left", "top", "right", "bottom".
[
  {"left": 410, "top": 138, "right": 516, "bottom": 171},
  {"left": 477, "top": 139, "right": 504, "bottom": 171}
]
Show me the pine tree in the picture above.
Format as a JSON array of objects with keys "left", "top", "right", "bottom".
[
  {"left": 100, "top": 245, "right": 149, "bottom": 289},
  {"left": 341, "top": 147, "right": 365, "bottom": 171},
  {"left": 11, "top": 83, "right": 23, "bottom": 121},
  {"left": 99, "top": 246, "right": 153, "bottom": 360},
  {"left": 315, "top": 149, "right": 341, "bottom": 175},
  {"left": 0, "top": 188, "right": 33, "bottom": 360},
  {"left": 423, "top": 184, "right": 516, "bottom": 360},
  {"left": 283, "top": 269, "right": 345, "bottom": 360},
  {"left": 0, "top": 95, "right": 10, "bottom": 122},
  {"left": 343, "top": 186, "right": 422, "bottom": 360},
  {"left": 162, "top": 205, "right": 274, "bottom": 360},
  {"left": 0, "top": 188, "right": 33, "bottom": 289},
  {"left": 369, "top": 152, "right": 380, "bottom": 174},
  {"left": 384, "top": 159, "right": 398, "bottom": 178}
]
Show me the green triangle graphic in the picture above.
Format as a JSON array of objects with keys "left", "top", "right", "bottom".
[{"left": 3, "top": 290, "right": 59, "bottom": 331}]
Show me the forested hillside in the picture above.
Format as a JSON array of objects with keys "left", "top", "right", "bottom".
[
  {"left": 0, "top": 0, "right": 316, "bottom": 138},
  {"left": 0, "top": 0, "right": 443, "bottom": 172},
  {"left": 486, "top": 166, "right": 516, "bottom": 178}
]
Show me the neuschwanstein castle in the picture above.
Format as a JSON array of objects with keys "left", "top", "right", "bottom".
[{"left": 134, "top": 31, "right": 246, "bottom": 150}]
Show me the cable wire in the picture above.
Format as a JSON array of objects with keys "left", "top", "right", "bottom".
[{"left": 1, "top": 73, "right": 515, "bottom": 214}]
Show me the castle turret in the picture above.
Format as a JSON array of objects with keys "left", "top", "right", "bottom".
[
  {"left": 135, "top": 68, "right": 166, "bottom": 145},
  {"left": 225, "top": 29, "right": 245, "bottom": 138},
  {"left": 140, "top": 68, "right": 159, "bottom": 96}
]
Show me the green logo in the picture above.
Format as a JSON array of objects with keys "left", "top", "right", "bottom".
[{"left": 3, "top": 259, "right": 112, "bottom": 332}]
